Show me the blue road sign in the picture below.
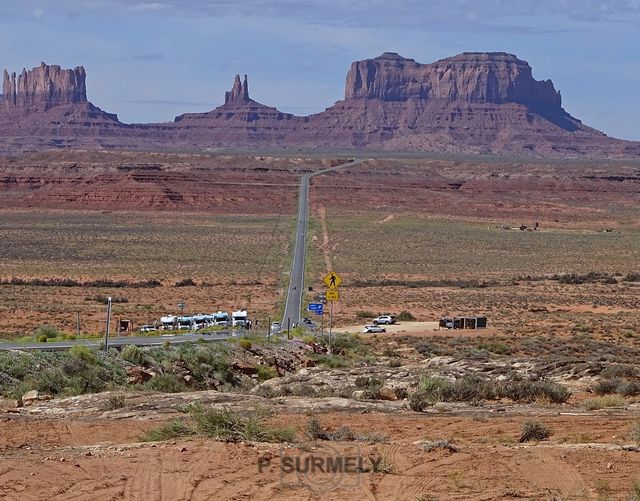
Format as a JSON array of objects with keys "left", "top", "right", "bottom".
[{"left": 308, "top": 303, "right": 323, "bottom": 313}]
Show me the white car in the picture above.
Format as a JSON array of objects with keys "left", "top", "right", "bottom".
[
  {"left": 271, "top": 322, "right": 282, "bottom": 333},
  {"left": 363, "top": 325, "right": 386, "bottom": 333},
  {"left": 139, "top": 325, "right": 157, "bottom": 332},
  {"left": 373, "top": 315, "right": 396, "bottom": 325}
]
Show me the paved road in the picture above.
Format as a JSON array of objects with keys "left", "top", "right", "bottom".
[
  {"left": 0, "top": 158, "right": 363, "bottom": 351},
  {"left": 0, "top": 331, "right": 236, "bottom": 352},
  {"left": 281, "top": 158, "right": 363, "bottom": 329}
]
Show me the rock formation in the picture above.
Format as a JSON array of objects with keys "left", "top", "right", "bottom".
[
  {"left": 345, "top": 52, "right": 560, "bottom": 108},
  {"left": 224, "top": 74, "right": 250, "bottom": 105},
  {"left": 2, "top": 62, "right": 87, "bottom": 112},
  {"left": 0, "top": 53, "right": 639, "bottom": 158},
  {"left": 172, "top": 74, "right": 298, "bottom": 144}
]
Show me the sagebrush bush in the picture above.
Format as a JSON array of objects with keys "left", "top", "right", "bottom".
[
  {"left": 630, "top": 421, "right": 640, "bottom": 445},
  {"left": 306, "top": 416, "right": 385, "bottom": 443},
  {"left": 69, "top": 345, "right": 97, "bottom": 364},
  {"left": 105, "top": 393, "right": 126, "bottom": 410},
  {"left": 189, "top": 405, "right": 295, "bottom": 442},
  {"left": 146, "top": 373, "right": 188, "bottom": 393},
  {"left": 34, "top": 324, "right": 59, "bottom": 342},
  {"left": 519, "top": 420, "right": 551, "bottom": 442},
  {"left": 409, "top": 389, "right": 431, "bottom": 411},
  {"left": 122, "top": 345, "right": 146, "bottom": 366},
  {"left": 619, "top": 381, "right": 640, "bottom": 397},
  {"left": 354, "top": 376, "right": 383, "bottom": 399},
  {"left": 498, "top": 379, "right": 570, "bottom": 404},
  {"left": 584, "top": 395, "right": 625, "bottom": 410},
  {"left": 593, "top": 378, "right": 621, "bottom": 395},
  {"left": 256, "top": 365, "right": 277, "bottom": 382},
  {"left": 238, "top": 339, "right": 252, "bottom": 351},
  {"left": 397, "top": 310, "right": 416, "bottom": 321},
  {"left": 422, "top": 439, "right": 459, "bottom": 453}
]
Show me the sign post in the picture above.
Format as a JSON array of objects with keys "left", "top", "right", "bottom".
[
  {"left": 322, "top": 272, "right": 343, "bottom": 352},
  {"left": 104, "top": 296, "right": 112, "bottom": 353}
]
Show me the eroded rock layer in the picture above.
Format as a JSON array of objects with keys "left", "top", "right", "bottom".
[{"left": 0, "top": 54, "right": 638, "bottom": 158}]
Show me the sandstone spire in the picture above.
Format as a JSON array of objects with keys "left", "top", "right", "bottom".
[{"left": 224, "top": 74, "right": 250, "bottom": 105}]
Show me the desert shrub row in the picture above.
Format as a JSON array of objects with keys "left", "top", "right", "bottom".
[
  {"left": 351, "top": 278, "right": 498, "bottom": 289},
  {"left": 0, "top": 277, "right": 162, "bottom": 288},
  {"left": 409, "top": 375, "right": 570, "bottom": 411},
  {"left": 593, "top": 378, "right": 640, "bottom": 397}
]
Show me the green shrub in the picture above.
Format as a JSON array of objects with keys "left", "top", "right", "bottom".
[
  {"left": 146, "top": 373, "right": 188, "bottom": 393},
  {"left": 190, "top": 405, "right": 295, "bottom": 442},
  {"left": 256, "top": 365, "right": 278, "bottom": 382},
  {"left": 619, "top": 381, "right": 640, "bottom": 397},
  {"left": 354, "top": 376, "right": 383, "bottom": 399},
  {"left": 306, "top": 416, "right": 386, "bottom": 443},
  {"left": 355, "top": 310, "right": 376, "bottom": 319},
  {"left": 105, "top": 393, "right": 126, "bottom": 410},
  {"left": 601, "top": 364, "right": 637, "bottom": 378},
  {"left": 409, "top": 390, "right": 431, "bottom": 412},
  {"left": 312, "top": 354, "right": 351, "bottom": 368},
  {"left": 27, "top": 367, "right": 67, "bottom": 395},
  {"left": 238, "top": 339, "right": 252, "bottom": 351},
  {"left": 477, "top": 342, "right": 511, "bottom": 355},
  {"left": 519, "top": 420, "right": 551, "bottom": 442},
  {"left": 122, "top": 345, "right": 146, "bottom": 365},
  {"left": 69, "top": 345, "right": 97, "bottom": 364},
  {"left": 35, "top": 325, "right": 59, "bottom": 343},
  {"left": 417, "top": 375, "right": 450, "bottom": 403},
  {"left": 594, "top": 379, "right": 621, "bottom": 395},
  {"left": 498, "top": 379, "right": 570, "bottom": 404},
  {"left": 143, "top": 419, "right": 195, "bottom": 441},
  {"left": 397, "top": 310, "right": 416, "bottom": 321},
  {"left": 583, "top": 395, "right": 625, "bottom": 410}
]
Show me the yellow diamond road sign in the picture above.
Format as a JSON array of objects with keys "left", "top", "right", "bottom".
[
  {"left": 326, "top": 290, "right": 339, "bottom": 301},
  {"left": 323, "top": 271, "right": 343, "bottom": 289}
]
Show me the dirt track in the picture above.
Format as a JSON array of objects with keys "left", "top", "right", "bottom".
[{"left": 2, "top": 393, "right": 640, "bottom": 500}]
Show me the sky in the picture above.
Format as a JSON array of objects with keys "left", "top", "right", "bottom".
[{"left": 1, "top": 0, "right": 639, "bottom": 140}]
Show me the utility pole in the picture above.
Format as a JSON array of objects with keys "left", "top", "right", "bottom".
[
  {"left": 104, "top": 296, "right": 112, "bottom": 353},
  {"left": 76, "top": 312, "right": 81, "bottom": 338}
]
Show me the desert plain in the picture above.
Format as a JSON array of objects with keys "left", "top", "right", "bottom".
[{"left": 1, "top": 150, "right": 640, "bottom": 500}]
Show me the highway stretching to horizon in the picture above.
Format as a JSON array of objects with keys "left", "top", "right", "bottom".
[
  {"left": 0, "top": 158, "right": 362, "bottom": 352},
  {"left": 281, "top": 158, "right": 362, "bottom": 330}
]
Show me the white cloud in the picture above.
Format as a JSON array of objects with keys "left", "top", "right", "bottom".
[{"left": 14, "top": 0, "right": 640, "bottom": 29}]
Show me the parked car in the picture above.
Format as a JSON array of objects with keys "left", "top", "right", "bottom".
[
  {"left": 373, "top": 315, "right": 396, "bottom": 325},
  {"left": 139, "top": 325, "right": 157, "bottom": 332},
  {"left": 271, "top": 321, "right": 282, "bottom": 333},
  {"left": 363, "top": 324, "right": 386, "bottom": 333},
  {"left": 302, "top": 317, "right": 315, "bottom": 328}
]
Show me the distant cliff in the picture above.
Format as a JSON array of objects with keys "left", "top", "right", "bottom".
[
  {"left": 0, "top": 54, "right": 639, "bottom": 158},
  {"left": 344, "top": 52, "right": 561, "bottom": 109},
  {"left": 2, "top": 62, "right": 87, "bottom": 112}
]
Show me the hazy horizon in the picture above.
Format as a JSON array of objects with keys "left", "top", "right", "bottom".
[{"left": 1, "top": 0, "right": 639, "bottom": 140}]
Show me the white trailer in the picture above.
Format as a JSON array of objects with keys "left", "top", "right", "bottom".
[
  {"left": 160, "top": 315, "right": 177, "bottom": 330},
  {"left": 231, "top": 310, "right": 248, "bottom": 328}
]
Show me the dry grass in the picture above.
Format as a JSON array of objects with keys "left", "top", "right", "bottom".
[{"left": 0, "top": 211, "right": 293, "bottom": 337}]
